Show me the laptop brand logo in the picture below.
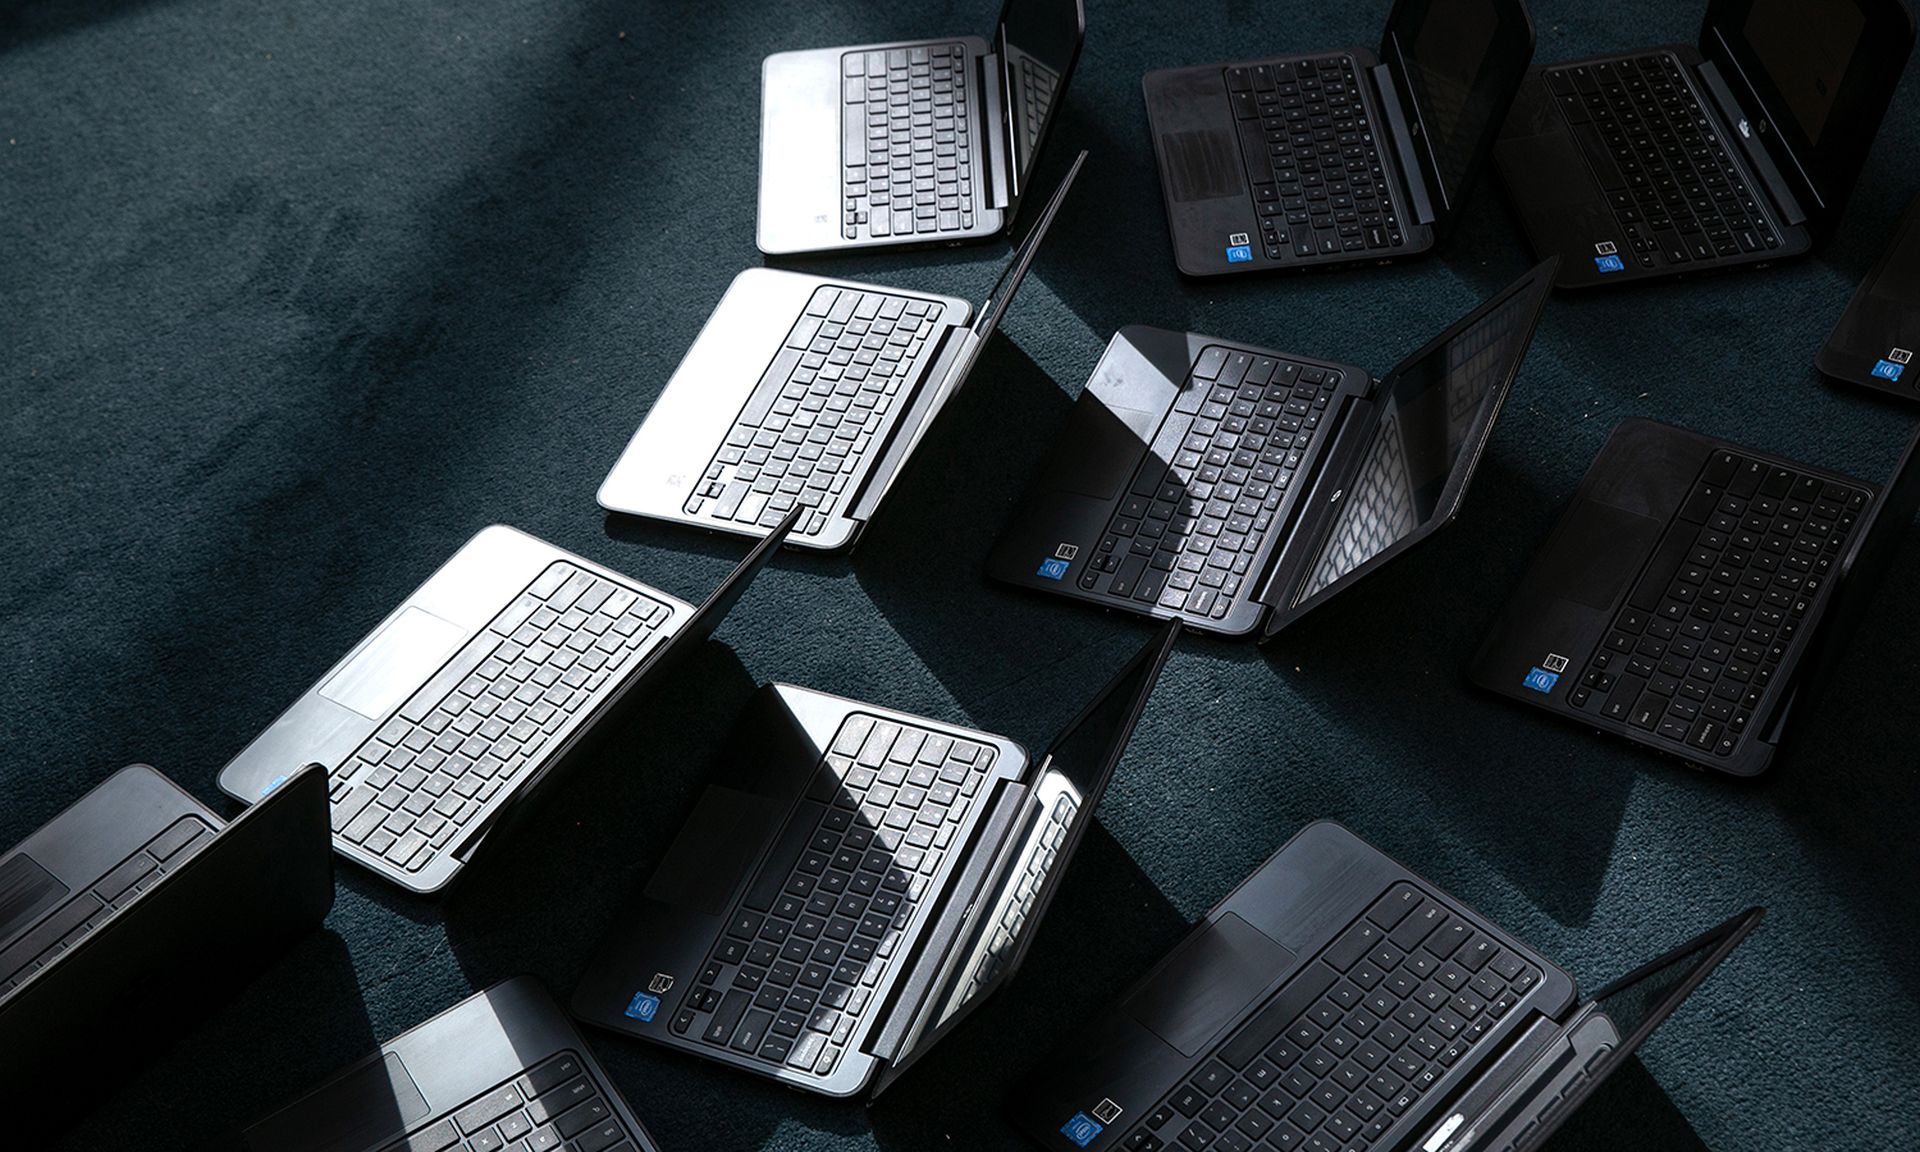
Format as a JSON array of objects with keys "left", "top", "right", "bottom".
[
  {"left": 1593, "top": 241, "right": 1617, "bottom": 256},
  {"left": 1522, "top": 667, "right": 1559, "bottom": 694},
  {"left": 1738, "top": 118, "right": 1752, "bottom": 139},
  {"left": 1225, "top": 244, "right": 1253, "bottom": 263},
  {"left": 1542, "top": 653, "right": 1569, "bottom": 674},
  {"left": 624, "top": 992, "right": 661, "bottom": 1023},
  {"left": 648, "top": 973, "right": 675, "bottom": 994},
  {"left": 1092, "top": 1099, "right": 1124, "bottom": 1124},
  {"left": 1060, "top": 1113, "right": 1104, "bottom": 1147},
  {"left": 1229, "top": 232, "right": 1250, "bottom": 246},
  {"left": 1055, "top": 543, "right": 1080, "bottom": 561},
  {"left": 1037, "top": 557, "right": 1072, "bottom": 580}
]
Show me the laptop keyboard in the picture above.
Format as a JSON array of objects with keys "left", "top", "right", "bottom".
[
  {"left": 1226, "top": 56, "right": 1406, "bottom": 263},
  {"left": 842, "top": 44, "right": 975, "bottom": 241},
  {"left": 1567, "top": 451, "right": 1867, "bottom": 758},
  {"left": 672, "top": 713, "right": 996, "bottom": 1080},
  {"left": 1118, "top": 883, "right": 1542, "bottom": 1152},
  {"left": 328, "top": 563, "right": 671, "bottom": 876},
  {"left": 1082, "top": 345, "right": 1341, "bottom": 621},
  {"left": 685, "top": 286, "right": 943, "bottom": 542},
  {"left": 383, "top": 1051, "right": 640, "bottom": 1152},
  {"left": 1545, "top": 54, "right": 1779, "bottom": 270},
  {"left": 0, "top": 817, "right": 211, "bottom": 994},
  {"left": 956, "top": 791, "right": 1078, "bottom": 1007}
]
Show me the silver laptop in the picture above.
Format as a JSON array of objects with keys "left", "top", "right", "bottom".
[
  {"left": 755, "top": 0, "right": 1084, "bottom": 256},
  {"left": 602, "top": 153, "right": 1082, "bottom": 552},
  {"left": 216, "top": 515, "right": 793, "bottom": 894}
]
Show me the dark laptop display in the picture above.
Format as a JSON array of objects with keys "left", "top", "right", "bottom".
[
  {"left": 1816, "top": 192, "right": 1920, "bottom": 400},
  {"left": 988, "top": 260, "right": 1554, "bottom": 638},
  {"left": 1493, "top": 0, "right": 1913, "bottom": 289},
  {"left": 1141, "top": 0, "right": 1533, "bottom": 276},
  {"left": 1001, "top": 0, "right": 1084, "bottom": 202}
]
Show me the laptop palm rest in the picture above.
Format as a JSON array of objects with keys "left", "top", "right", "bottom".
[
  {"left": 642, "top": 786, "right": 782, "bottom": 916},
  {"left": 1124, "top": 912, "right": 1293, "bottom": 1057},
  {"left": 241, "top": 1051, "right": 429, "bottom": 1152}
]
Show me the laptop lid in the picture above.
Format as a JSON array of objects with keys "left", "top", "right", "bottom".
[
  {"left": 1260, "top": 258, "right": 1557, "bottom": 637},
  {"left": 1699, "top": 0, "right": 1916, "bottom": 234},
  {"left": 625, "top": 505, "right": 798, "bottom": 684},
  {"left": 994, "top": 0, "right": 1087, "bottom": 207},
  {"left": 1509, "top": 907, "right": 1765, "bottom": 1152},
  {"left": 871, "top": 620, "right": 1180, "bottom": 1092},
  {"left": 1377, "top": 0, "right": 1536, "bottom": 240}
]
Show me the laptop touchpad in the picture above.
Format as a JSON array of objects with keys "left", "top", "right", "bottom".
[
  {"left": 1125, "top": 912, "right": 1293, "bottom": 1057},
  {"left": 1539, "top": 500, "right": 1665, "bottom": 610},
  {"left": 0, "top": 854, "right": 68, "bottom": 947},
  {"left": 243, "top": 1052, "right": 428, "bottom": 1152},
  {"left": 320, "top": 607, "right": 468, "bottom": 720}
]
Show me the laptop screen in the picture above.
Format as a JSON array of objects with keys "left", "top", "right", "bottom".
[
  {"left": 1703, "top": 0, "right": 1915, "bottom": 218},
  {"left": 1381, "top": 0, "right": 1534, "bottom": 227},
  {"left": 997, "top": 0, "right": 1084, "bottom": 201},
  {"left": 1283, "top": 263, "right": 1553, "bottom": 617}
]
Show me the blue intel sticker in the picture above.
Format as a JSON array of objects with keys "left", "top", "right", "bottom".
[
  {"left": 1872, "top": 359, "right": 1905, "bottom": 382},
  {"left": 1226, "top": 244, "right": 1253, "bottom": 263},
  {"left": 1061, "top": 1113, "right": 1104, "bottom": 1148},
  {"left": 1522, "top": 667, "right": 1560, "bottom": 694},
  {"left": 624, "top": 992, "right": 660, "bottom": 1023},
  {"left": 1037, "top": 557, "right": 1071, "bottom": 581},
  {"left": 1594, "top": 254, "right": 1626, "bottom": 273}
]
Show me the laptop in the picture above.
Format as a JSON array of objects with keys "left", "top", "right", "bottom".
[
  {"left": 1471, "top": 418, "right": 1920, "bottom": 775},
  {"left": 1494, "top": 0, "right": 1915, "bottom": 290},
  {"left": 1010, "top": 820, "right": 1763, "bottom": 1152},
  {"left": 217, "top": 512, "right": 796, "bottom": 894},
  {"left": 755, "top": 0, "right": 1084, "bottom": 255},
  {"left": 1141, "top": 0, "right": 1535, "bottom": 277},
  {"left": 601, "top": 154, "right": 1083, "bottom": 552},
  {"left": 2, "top": 762, "right": 332, "bottom": 1134},
  {"left": 571, "top": 620, "right": 1179, "bottom": 1097},
  {"left": 216, "top": 977, "right": 658, "bottom": 1152},
  {"left": 988, "top": 259, "right": 1556, "bottom": 636},
  {"left": 1816, "top": 191, "right": 1920, "bottom": 401}
]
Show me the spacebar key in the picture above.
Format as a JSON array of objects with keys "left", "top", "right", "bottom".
[
  {"left": 739, "top": 349, "right": 803, "bottom": 429},
  {"left": 1219, "top": 962, "right": 1338, "bottom": 1069},
  {"left": 398, "top": 632, "right": 501, "bottom": 723},
  {"left": 741, "top": 802, "right": 825, "bottom": 912},
  {"left": 1625, "top": 523, "right": 1695, "bottom": 614}
]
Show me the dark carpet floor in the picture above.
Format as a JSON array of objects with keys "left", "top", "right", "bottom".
[{"left": 3, "top": 1, "right": 1917, "bottom": 1149}]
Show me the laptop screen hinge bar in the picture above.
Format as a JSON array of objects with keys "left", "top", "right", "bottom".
[
  {"left": 1370, "top": 64, "right": 1436, "bottom": 228},
  {"left": 979, "top": 51, "right": 1010, "bottom": 210},
  {"left": 1694, "top": 57, "right": 1810, "bottom": 226}
]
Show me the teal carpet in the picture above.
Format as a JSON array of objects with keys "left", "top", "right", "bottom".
[{"left": 3, "top": 1, "right": 1916, "bottom": 1149}]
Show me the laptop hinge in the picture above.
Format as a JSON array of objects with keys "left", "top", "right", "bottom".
[
  {"left": 1695, "top": 59, "right": 1808, "bottom": 227},
  {"left": 1253, "top": 392, "right": 1377, "bottom": 614},
  {"left": 847, "top": 324, "right": 972, "bottom": 523},
  {"left": 1370, "top": 64, "right": 1436, "bottom": 228},
  {"left": 979, "top": 52, "right": 1011, "bottom": 210},
  {"left": 861, "top": 778, "right": 1029, "bottom": 1074}
]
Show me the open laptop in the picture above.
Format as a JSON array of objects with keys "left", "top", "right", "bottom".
[
  {"left": 1816, "top": 191, "right": 1920, "bottom": 401},
  {"left": 1141, "top": 0, "right": 1535, "bottom": 277},
  {"left": 602, "top": 154, "right": 1083, "bottom": 552},
  {"left": 1471, "top": 418, "right": 1920, "bottom": 775},
  {"left": 216, "top": 977, "right": 658, "bottom": 1152},
  {"left": 1011, "top": 820, "right": 1763, "bottom": 1152},
  {"left": 217, "top": 511, "right": 796, "bottom": 895},
  {"left": 2, "top": 762, "right": 332, "bottom": 1134},
  {"left": 1494, "top": 0, "right": 1915, "bottom": 290},
  {"left": 571, "top": 620, "right": 1179, "bottom": 1097},
  {"left": 988, "top": 259, "right": 1555, "bottom": 636},
  {"left": 756, "top": 0, "right": 1084, "bottom": 255}
]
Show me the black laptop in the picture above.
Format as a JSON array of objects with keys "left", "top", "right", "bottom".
[
  {"left": 1011, "top": 820, "right": 1763, "bottom": 1152},
  {"left": 1, "top": 762, "right": 332, "bottom": 1134},
  {"left": 218, "top": 977, "right": 658, "bottom": 1152},
  {"left": 572, "top": 622, "right": 1179, "bottom": 1097},
  {"left": 1471, "top": 419, "right": 1920, "bottom": 775},
  {"left": 1494, "top": 0, "right": 1915, "bottom": 290},
  {"left": 1816, "top": 191, "right": 1920, "bottom": 401},
  {"left": 988, "top": 260, "right": 1555, "bottom": 636},
  {"left": 1141, "top": 0, "right": 1534, "bottom": 277}
]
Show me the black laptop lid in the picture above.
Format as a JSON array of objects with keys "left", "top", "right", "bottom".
[
  {"left": 974, "top": 150, "right": 1083, "bottom": 347},
  {"left": 880, "top": 620, "right": 1179, "bottom": 1084},
  {"left": 1379, "top": 0, "right": 1535, "bottom": 239},
  {"left": 1512, "top": 907, "right": 1765, "bottom": 1152},
  {"left": 995, "top": 0, "right": 1086, "bottom": 204},
  {"left": 627, "top": 506, "right": 796, "bottom": 684},
  {"left": 1263, "top": 259, "right": 1556, "bottom": 637},
  {"left": 1700, "top": 0, "right": 1915, "bottom": 231}
]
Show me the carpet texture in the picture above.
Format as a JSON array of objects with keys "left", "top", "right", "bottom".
[{"left": 3, "top": 1, "right": 1917, "bottom": 1149}]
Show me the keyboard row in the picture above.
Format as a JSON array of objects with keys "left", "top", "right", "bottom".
[{"left": 841, "top": 43, "right": 975, "bottom": 240}]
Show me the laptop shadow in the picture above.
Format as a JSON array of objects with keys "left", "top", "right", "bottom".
[
  {"left": 1256, "top": 455, "right": 1638, "bottom": 928},
  {"left": 867, "top": 823, "right": 1192, "bottom": 1151},
  {"left": 49, "top": 929, "right": 373, "bottom": 1152},
  {"left": 1539, "top": 1056, "right": 1711, "bottom": 1152}
]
